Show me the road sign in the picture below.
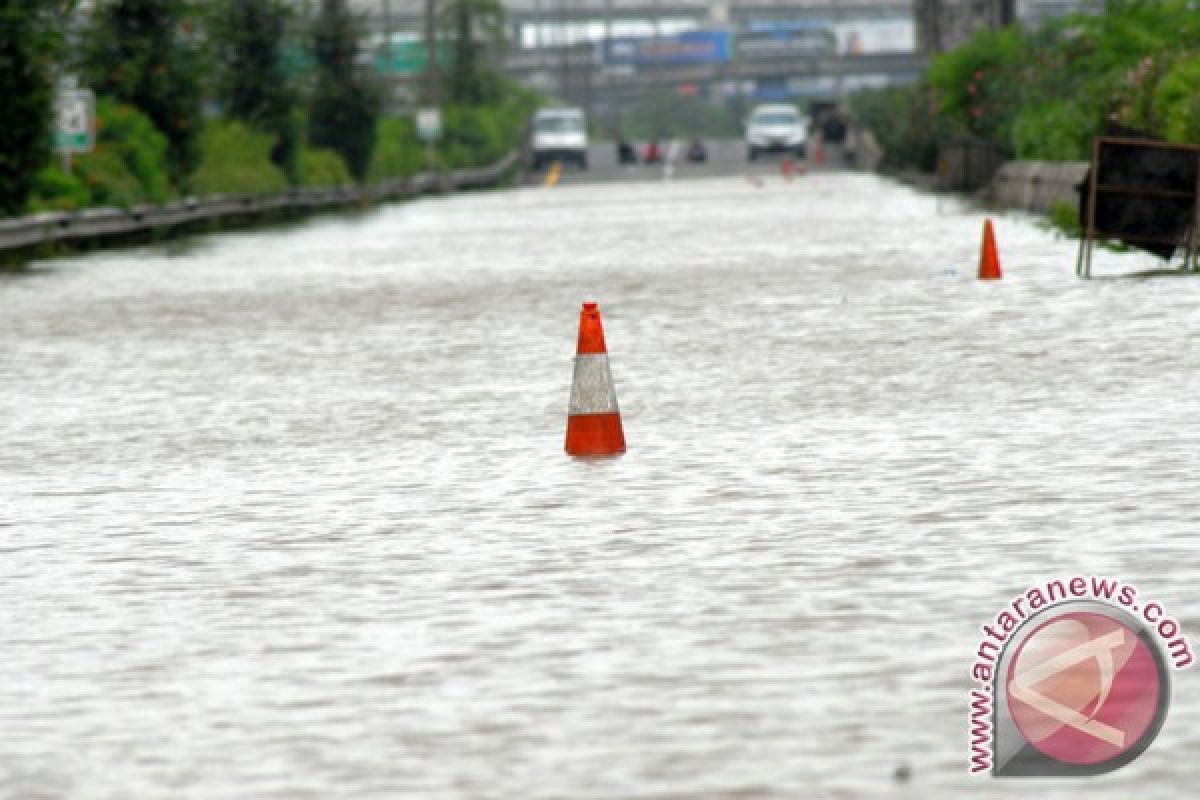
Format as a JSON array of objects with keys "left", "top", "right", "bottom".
[
  {"left": 374, "top": 39, "right": 454, "bottom": 76},
  {"left": 55, "top": 89, "right": 95, "bottom": 154},
  {"left": 599, "top": 31, "right": 733, "bottom": 66},
  {"left": 417, "top": 108, "right": 442, "bottom": 142}
]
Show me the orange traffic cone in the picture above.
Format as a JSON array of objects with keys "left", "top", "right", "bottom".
[
  {"left": 781, "top": 157, "right": 794, "bottom": 182},
  {"left": 979, "top": 218, "right": 1003, "bottom": 280},
  {"left": 565, "top": 302, "right": 626, "bottom": 456}
]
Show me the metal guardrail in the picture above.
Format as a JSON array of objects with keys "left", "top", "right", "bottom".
[{"left": 0, "top": 151, "right": 519, "bottom": 254}]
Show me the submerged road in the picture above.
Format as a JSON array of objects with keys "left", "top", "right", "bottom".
[
  {"left": 523, "top": 137, "right": 842, "bottom": 187},
  {"left": 3, "top": 169, "right": 1199, "bottom": 799}
]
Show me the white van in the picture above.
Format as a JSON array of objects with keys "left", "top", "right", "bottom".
[
  {"left": 745, "top": 104, "right": 808, "bottom": 161},
  {"left": 531, "top": 108, "right": 589, "bottom": 170}
]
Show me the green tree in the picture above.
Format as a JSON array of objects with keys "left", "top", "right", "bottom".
[
  {"left": 82, "top": 0, "right": 204, "bottom": 187},
  {"left": 211, "top": 0, "right": 299, "bottom": 179},
  {"left": 0, "top": 1, "right": 65, "bottom": 216},
  {"left": 443, "top": 0, "right": 506, "bottom": 105},
  {"left": 309, "top": 0, "right": 381, "bottom": 182},
  {"left": 621, "top": 87, "right": 741, "bottom": 140}
]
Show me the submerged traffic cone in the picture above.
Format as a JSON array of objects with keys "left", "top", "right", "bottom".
[
  {"left": 979, "top": 219, "right": 1003, "bottom": 280},
  {"left": 565, "top": 302, "right": 626, "bottom": 456}
]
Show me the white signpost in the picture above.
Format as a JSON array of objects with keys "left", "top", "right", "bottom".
[
  {"left": 55, "top": 88, "right": 96, "bottom": 173},
  {"left": 416, "top": 107, "right": 442, "bottom": 142},
  {"left": 416, "top": 107, "right": 442, "bottom": 183}
]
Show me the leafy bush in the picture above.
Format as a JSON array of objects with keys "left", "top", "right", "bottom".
[
  {"left": 189, "top": 120, "right": 288, "bottom": 196},
  {"left": 440, "top": 105, "right": 508, "bottom": 169},
  {"left": 852, "top": 1, "right": 1200, "bottom": 170},
  {"left": 27, "top": 99, "right": 172, "bottom": 212},
  {"left": 369, "top": 116, "right": 425, "bottom": 181},
  {"left": 26, "top": 165, "right": 91, "bottom": 213},
  {"left": 1047, "top": 201, "right": 1081, "bottom": 237},
  {"left": 438, "top": 81, "right": 541, "bottom": 169},
  {"left": 1154, "top": 57, "right": 1200, "bottom": 144},
  {"left": 297, "top": 147, "right": 351, "bottom": 187},
  {"left": 77, "top": 148, "right": 154, "bottom": 207},
  {"left": 211, "top": 0, "right": 299, "bottom": 180},
  {"left": 849, "top": 84, "right": 943, "bottom": 171},
  {"left": 91, "top": 98, "right": 171, "bottom": 202},
  {"left": 926, "top": 26, "right": 1027, "bottom": 150},
  {"left": 1012, "top": 101, "right": 1094, "bottom": 161}
]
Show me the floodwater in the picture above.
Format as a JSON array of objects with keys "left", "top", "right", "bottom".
[{"left": 3, "top": 172, "right": 1199, "bottom": 799}]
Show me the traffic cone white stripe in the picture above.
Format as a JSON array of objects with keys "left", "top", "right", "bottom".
[{"left": 568, "top": 354, "right": 620, "bottom": 415}]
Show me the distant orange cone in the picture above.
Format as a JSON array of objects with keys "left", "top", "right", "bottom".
[
  {"left": 979, "top": 219, "right": 1003, "bottom": 280},
  {"left": 565, "top": 302, "right": 626, "bottom": 456},
  {"left": 781, "top": 156, "right": 794, "bottom": 182}
]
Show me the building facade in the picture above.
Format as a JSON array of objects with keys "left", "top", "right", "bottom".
[{"left": 915, "top": 0, "right": 1103, "bottom": 54}]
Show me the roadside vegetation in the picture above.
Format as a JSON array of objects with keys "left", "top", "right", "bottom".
[
  {"left": 613, "top": 89, "right": 743, "bottom": 142},
  {"left": 850, "top": 0, "right": 1200, "bottom": 171},
  {"left": 1, "top": 0, "right": 539, "bottom": 218}
]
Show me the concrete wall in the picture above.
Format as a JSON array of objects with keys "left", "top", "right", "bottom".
[
  {"left": 988, "top": 160, "right": 1088, "bottom": 214},
  {"left": 937, "top": 137, "right": 1008, "bottom": 192}
]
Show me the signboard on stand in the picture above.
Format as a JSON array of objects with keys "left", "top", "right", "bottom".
[{"left": 54, "top": 89, "right": 95, "bottom": 171}]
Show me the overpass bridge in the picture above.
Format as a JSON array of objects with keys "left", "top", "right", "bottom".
[
  {"left": 505, "top": 45, "right": 926, "bottom": 110},
  {"left": 325, "top": 0, "right": 922, "bottom": 109},
  {"left": 340, "top": 1, "right": 914, "bottom": 31}
]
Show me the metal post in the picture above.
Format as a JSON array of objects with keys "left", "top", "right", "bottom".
[
  {"left": 650, "top": 0, "right": 661, "bottom": 101},
  {"left": 534, "top": 0, "right": 542, "bottom": 50},
  {"left": 424, "top": 0, "right": 440, "bottom": 105},
  {"left": 382, "top": 0, "right": 391, "bottom": 55},
  {"left": 1189, "top": 153, "right": 1200, "bottom": 271},
  {"left": 381, "top": 0, "right": 394, "bottom": 92},
  {"left": 731, "top": 0, "right": 743, "bottom": 121},
  {"left": 558, "top": 0, "right": 568, "bottom": 101},
  {"left": 923, "top": 0, "right": 942, "bottom": 55},
  {"left": 1084, "top": 139, "right": 1100, "bottom": 279}
]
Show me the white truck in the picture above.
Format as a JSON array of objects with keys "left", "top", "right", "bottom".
[{"left": 530, "top": 108, "right": 589, "bottom": 170}]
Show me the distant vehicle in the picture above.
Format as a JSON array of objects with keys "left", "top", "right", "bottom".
[
  {"left": 744, "top": 104, "right": 808, "bottom": 161},
  {"left": 685, "top": 138, "right": 708, "bottom": 164},
  {"left": 616, "top": 138, "right": 639, "bottom": 165},
  {"left": 531, "top": 108, "right": 588, "bottom": 170}
]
